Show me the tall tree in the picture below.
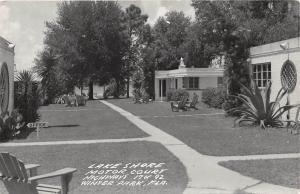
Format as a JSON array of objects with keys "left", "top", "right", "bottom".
[
  {"left": 34, "top": 48, "right": 62, "bottom": 103},
  {"left": 153, "top": 11, "right": 191, "bottom": 70},
  {"left": 124, "top": 4, "right": 148, "bottom": 98},
  {"left": 190, "top": 0, "right": 299, "bottom": 95},
  {"left": 44, "top": 1, "right": 130, "bottom": 99}
]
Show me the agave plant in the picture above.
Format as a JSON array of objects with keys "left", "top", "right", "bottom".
[{"left": 230, "top": 80, "right": 296, "bottom": 129}]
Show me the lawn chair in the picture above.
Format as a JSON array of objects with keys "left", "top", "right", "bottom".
[
  {"left": 63, "top": 95, "right": 78, "bottom": 107},
  {"left": 75, "top": 95, "right": 86, "bottom": 106},
  {"left": 283, "top": 105, "right": 300, "bottom": 135},
  {"left": 171, "top": 96, "right": 188, "bottom": 112},
  {"left": 186, "top": 93, "right": 199, "bottom": 110},
  {"left": 0, "top": 152, "right": 76, "bottom": 194}
]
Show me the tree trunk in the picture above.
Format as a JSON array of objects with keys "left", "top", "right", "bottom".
[
  {"left": 115, "top": 79, "right": 120, "bottom": 99},
  {"left": 126, "top": 78, "right": 130, "bottom": 98},
  {"left": 103, "top": 85, "right": 106, "bottom": 98},
  {"left": 88, "top": 81, "right": 93, "bottom": 100}
]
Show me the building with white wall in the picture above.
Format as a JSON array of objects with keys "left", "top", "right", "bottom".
[
  {"left": 0, "top": 36, "right": 15, "bottom": 114},
  {"left": 249, "top": 37, "right": 300, "bottom": 120},
  {"left": 154, "top": 58, "right": 224, "bottom": 101}
]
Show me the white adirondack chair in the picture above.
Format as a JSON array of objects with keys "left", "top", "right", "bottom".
[{"left": 0, "top": 152, "right": 76, "bottom": 194}]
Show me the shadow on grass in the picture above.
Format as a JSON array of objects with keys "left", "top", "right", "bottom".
[{"left": 47, "top": 124, "right": 80, "bottom": 128}]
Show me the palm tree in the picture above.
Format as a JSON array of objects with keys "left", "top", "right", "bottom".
[
  {"left": 15, "top": 70, "right": 40, "bottom": 122},
  {"left": 34, "top": 49, "right": 59, "bottom": 103},
  {"left": 15, "top": 70, "right": 35, "bottom": 97}
]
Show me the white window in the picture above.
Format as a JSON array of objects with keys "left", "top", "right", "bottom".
[{"left": 253, "top": 62, "right": 271, "bottom": 88}]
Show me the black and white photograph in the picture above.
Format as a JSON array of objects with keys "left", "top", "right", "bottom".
[{"left": 0, "top": 0, "right": 299, "bottom": 193}]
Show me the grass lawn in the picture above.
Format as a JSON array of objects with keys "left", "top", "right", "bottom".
[
  {"left": 219, "top": 158, "right": 300, "bottom": 189},
  {"left": 7, "top": 101, "right": 148, "bottom": 142},
  {"left": 0, "top": 141, "right": 188, "bottom": 194},
  {"left": 108, "top": 98, "right": 300, "bottom": 156}
]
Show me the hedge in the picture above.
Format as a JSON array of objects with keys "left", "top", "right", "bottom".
[
  {"left": 166, "top": 89, "right": 189, "bottom": 101},
  {"left": 202, "top": 87, "right": 226, "bottom": 109}
]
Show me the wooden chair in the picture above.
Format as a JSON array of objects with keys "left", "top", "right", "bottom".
[
  {"left": 171, "top": 96, "right": 188, "bottom": 112},
  {"left": 185, "top": 94, "right": 199, "bottom": 110},
  {"left": 62, "top": 95, "right": 78, "bottom": 107},
  {"left": 75, "top": 95, "right": 86, "bottom": 106},
  {"left": 0, "top": 152, "right": 76, "bottom": 194},
  {"left": 284, "top": 105, "right": 300, "bottom": 135}
]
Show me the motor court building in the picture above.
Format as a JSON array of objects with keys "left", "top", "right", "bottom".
[
  {"left": 154, "top": 58, "right": 224, "bottom": 101},
  {"left": 249, "top": 37, "right": 300, "bottom": 120},
  {"left": 0, "top": 36, "right": 15, "bottom": 114}
]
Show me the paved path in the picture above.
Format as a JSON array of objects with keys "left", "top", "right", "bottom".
[
  {"left": 101, "top": 100, "right": 300, "bottom": 194},
  {"left": 138, "top": 112, "right": 225, "bottom": 118},
  {"left": 0, "top": 137, "right": 150, "bottom": 146}
]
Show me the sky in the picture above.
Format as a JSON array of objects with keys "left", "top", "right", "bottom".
[{"left": 0, "top": 0, "right": 195, "bottom": 71}]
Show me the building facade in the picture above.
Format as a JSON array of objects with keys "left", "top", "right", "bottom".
[
  {"left": 0, "top": 36, "right": 15, "bottom": 114},
  {"left": 249, "top": 37, "right": 300, "bottom": 120},
  {"left": 154, "top": 58, "right": 224, "bottom": 101}
]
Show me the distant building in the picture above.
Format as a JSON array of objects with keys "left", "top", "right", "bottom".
[
  {"left": 0, "top": 36, "right": 15, "bottom": 113},
  {"left": 154, "top": 57, "right": 224, "bottom": 101},
  {"left": 249, "top": 37, "right": 300, "bottom": 120}
]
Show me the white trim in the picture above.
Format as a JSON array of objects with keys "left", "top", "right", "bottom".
[
  {"left": 250, "top": 47, "right": 300, "bottom": 59},
  {"left": 155, "top": 68, "right": 224, "bottom": 79}
]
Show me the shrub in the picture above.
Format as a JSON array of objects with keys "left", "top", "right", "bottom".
[
  {"left": 202, "top": 87, "right": 226, "bottom": 109},
  {"left": 166, "top": 89, "right": 189, "bottom": 101},
  {"left": 103, "top": 79, "right": 126, "bottom": 99},
  {"left": 222, "top": 97, "right": 242, "bottom": 116},
  {"left": 230, "top": 80, "right": 297, "bottom": 129},
  {"left": 0, "top": 110, "right": 25, "bottom": 141},
  {"left": 14, "top": 88, "right": 41, "bottom": 123},
  {"left": 133, "top": 88, "right": 151, "bottom": 103},
  {"left": 202, "top": 88, "right": 215, "bottom": 105}
]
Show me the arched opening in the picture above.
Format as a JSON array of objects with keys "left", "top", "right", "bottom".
[
  {"left": 0, "top": 62, "right": 10, "bottom": 114},
  {"left": 281, "top": 60, "right": 297, "bottom": 93}
]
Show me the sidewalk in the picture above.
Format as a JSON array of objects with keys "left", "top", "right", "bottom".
[{"left": 101, "top": 100, "right": 300, "bottom": 194}]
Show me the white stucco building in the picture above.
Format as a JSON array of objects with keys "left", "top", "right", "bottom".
[
  {"left": 0, "top": 36, "right": 15, "bottom": 114},
  {"left": 154, "top": 58, "right": 224, "bottom": 101},
  {"left": 249, "top": 37, "right": 300, "bottom": 120}
]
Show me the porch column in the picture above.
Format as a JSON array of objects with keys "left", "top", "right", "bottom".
[{"left": 160, "top": 79, "right": 163, "bottom": 101}]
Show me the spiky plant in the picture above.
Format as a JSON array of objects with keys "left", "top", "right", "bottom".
[
  {"left": 230, "top": 80, "right": 296, "bottom": 129},
  {"left": 15, "top": 70, "right": 40, "bottom": 123}
]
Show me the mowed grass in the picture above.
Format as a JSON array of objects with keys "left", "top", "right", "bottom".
[
  {"left": 10, "top": 101, "right": 148, "bottom": 142},
  {"left": 219, "top": 158, "right": 300, "bottom": 189},
  {"left": 0, "top": 141, "right": 188, "bottom": 194},
  {"left": 109, "top": 98, "right": 300, "bottom": 156}
]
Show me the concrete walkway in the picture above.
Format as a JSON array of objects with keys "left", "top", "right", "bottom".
[
  {"left": 101, "top": 100, "right": 300, "bottom": 194},
  {"left": 0, "top": 137, "right": 150, "bottom": 146}
]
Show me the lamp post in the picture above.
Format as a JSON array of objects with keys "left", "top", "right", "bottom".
[{"left": 280, "top": 42, "right": 289, "bottom": 60}]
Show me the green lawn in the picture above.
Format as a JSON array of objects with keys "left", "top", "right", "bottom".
[
  {"left": 0, "top": 141, "right": 188, "bottom": 194},
  {"left": 108, "top": 98, "right": 300, "bottom": 156},
  {"left": 219, "top": 158, "right": 300, "bottom": 189},
  {"left": 9, "top": 101, "right": 148, "bottom": 142}
]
